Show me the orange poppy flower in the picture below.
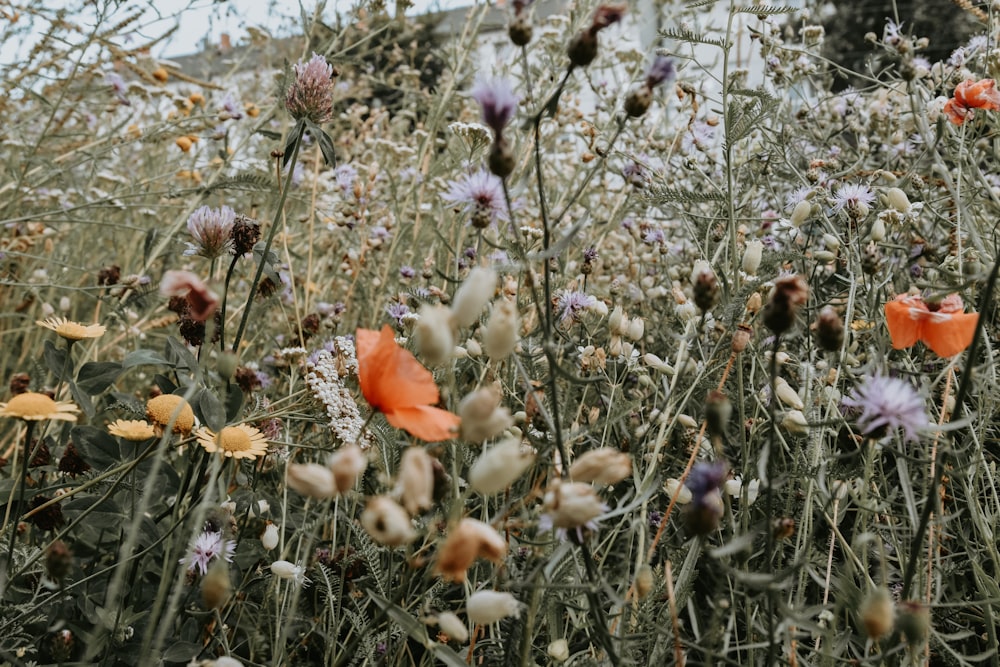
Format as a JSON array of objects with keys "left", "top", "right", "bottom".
[
  {"left": 884, "top": 293, "right": 978, "bottom": 357},
  {"left": 356, "top": 326, "right": 460, "bottom": 442},
  {"left": 943, "top": 79, "right": 1000, "bottom": 125}
]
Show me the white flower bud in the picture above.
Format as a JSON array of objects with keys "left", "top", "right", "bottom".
[
  {"left": 466, "top": 590, "right": 521, "bottom": 625},
  {"left": 451, "top": 267, "right": 496, "bottom": 328},
  {"left": 664, "top": 478, "right": 692, "bottom": 504},
  {"left": 689, "top": 259, "right": 712, "bottom": 286},
  {"left": 397, "top": 447, "right": 435, "bottom": 515},
  {"left": 361, "top": 496, "right": 415, "bottom": 546},
  {"left": 723, "top": 478, "right": 742, "bottom": 498},
  {"left": 465, "top": 338, "right": 482, "bottom": 357},
  {"left": 746, "top": 479, "right": 760, "bottom": 505},
  {"left": 822, "top": 233, "right": 841, "bottom": 250},
  {"left": 261, "top": 522, "right": 280, "bottom": 550},
  {"left": 589, "top": 299, "right": 608, "bottom": 317},
  {"left": 781, "top": 409, "right": 810, "bottom": 436},
  {"left": 435, "top": 611, "right": 468, "bottom": 643},
  {"left": 886, "top": 187, "right": 911, "bottom": 213},
  {"left": 774, "top": 377, "right": 804, "bottom": 410},
  {"left": 270, "top": 560, "right": 308, "bottom": 585},
  {"left": 286, "top": 463, "right": 337, "bottom": 499},
  {"left": 435, "top": 518, "right": 507, "bottom": 582},
  {"left": 483, "top": 299, "right": 519, "bottom": 360},
  {"left": 643, "top": 353, "right": 673, "bottom": 374},
  {"left": 569, "top": 448, "right": 632, "bottom": 485},
  {"left": 626, "top": 317, "right": 644, "bottom": 341},
  {"left": 869, "top": 217, "right": 886, "bottom": 243},
  {"left": 459, "top": 385, "right": 514, "bottom": 443},
  {"left": 211, "top": 657, "right": 244, "bottom": 667},
  {"left": 742, "top": 239, "right": 763, "bottom": 275},
  {"left": 542, "top": 480, "right": 606, "bottom": 528},
  {"left": 469, "top": 437, "right": 535, "bottom": 494},
  {"left": 609, "top": 306, "right": 625, "bottom": 334},
  {"left": 415, "top": 304, "right": 455, "bottom": 366},
  {"left": 59, "top": 296, "right": 71, "bottom": 313},
  {"left": 548, "top": 638, "right": 570, "bottom": 662},
  {"left": 790, "top": 199, "right": 812, "bottom": 227}
]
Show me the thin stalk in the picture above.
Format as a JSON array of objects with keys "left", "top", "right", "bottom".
[
  {"left": 230, "top": 121, "right": 305, "bottom": 354},
  {"left": 3, "top": 421, "right": 35, "bottom": 585}
]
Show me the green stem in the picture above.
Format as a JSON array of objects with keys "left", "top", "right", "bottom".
[
  {"left": 230, "top": 120, "right": 306, "bottom": 354},
  {"left": 3, "top": 421, "right": 35, "bottom": 585}
]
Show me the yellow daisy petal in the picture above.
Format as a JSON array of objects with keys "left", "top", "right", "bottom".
[
  {"left": 0, "top": 392, "right": 78, "bottom": 421},
  {"left": 36, "top": 317, "right": 106, "bottom": 341},
  {"left": 108, "top": 419, "right": 156, "bottom": 441},
  {"left": 195, "top": 424, "right": 269, "bottom": 459}
]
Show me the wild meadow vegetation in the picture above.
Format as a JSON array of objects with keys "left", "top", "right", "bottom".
[{"left": 2, "top": 0, "right": 1000, "bottom": 664}]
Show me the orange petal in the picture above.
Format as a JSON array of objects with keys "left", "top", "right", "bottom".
[
  {"left": 385, "top": 405, "right": 461, "bottom": 442},
  {"left": 921, "top": 312, "right": 978, "bottom": 357},
  {"left": 942, "top": 99, "right": 967, "bottom": 125},
  {"left": 356, "top": 325, "right": 441, "bottom": 413},
  {"left": 884, "top": 298, "right": 922, "bottom": 350}
]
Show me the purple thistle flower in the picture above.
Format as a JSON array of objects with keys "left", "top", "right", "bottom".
[
  {"left": 684, "top": 461, "right": 727, "bottom": 535},
  {"left": 556, "top": 290, "right": 597, "bottom": 325},
  {"left": 841, "top": 374, "right": 928, "bottom": 443},
  {"left": 334, "top": 164, "right": 357, "bottom": 196},
  {"left": 180, "top": 531, "right": 236, "bottom": 575},
  {"left": 644, "top": 56, "right": 675, "bottom": 88},
  {"left": 285, "top": 53, "right": 335, "bottom": 124},
  {"left": 830, "top": 183, "right": 875, "bottom": 215},
  {"left": 399, "top": 265, "right": 416, "bottom": 279},
  {"left": 185, "top": 205, "right": 236, "bottom": 259},
  {"left": 385, "top": 302, "right": 411, "bottom": 326},
  {"left": 471, "top": 78, "right": 519, "bottom": 137},
  {"left": 442, "top": 170, "right": 509, "bottom": 228},
  {"left": 220, "top": 92, "right": 243, "bottom": 120}
]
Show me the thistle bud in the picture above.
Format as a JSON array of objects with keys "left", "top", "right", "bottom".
[
  {"left": 692, "top": 264, "right": 720, "bottom": 312},
  {"left": 896, "top": 600, "right": 930, "bottom": 645},
  {"left": 762, "top": 274, "right": 808, "bottom": 335},
  {"left": 509, "top": 14, "right": 533, "bottom": 46},
  {"left": 704, "top": 390, "right": 732, "bottom": 439},
  {"left": 624, "top": 84, "right": 653, "bottom": 117},
  {"left": 45, "top": 540, "right": 73, "bottom": 582},
  {"left": 489, "top": 137, "right": 516, "bottom": 179},
  {"left": 814, "top": 305, "right": 844, "bottom": 352}
]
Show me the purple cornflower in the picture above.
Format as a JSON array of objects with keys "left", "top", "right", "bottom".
[
  {"left": 584, "top": 247, "right": 599, "bottom": 263},
  {"left": 830, "top": 183, "right": 875, "bottom": 216},
  {"left": 644, "top": 56, "right": 675, "bottom": 88},
  {"left": 185, "top": 205, "right": 236, "bottom": 259},
  {"left": 285, "top": 53, "right": 335, "bottom": 124},
  {"left": 471, "top": 78, "right": 519, "bottom": 137},
  {"left": 556, "top": 290, "right": 597, "bottom": 325},
  {"left": 442, "top": 170, "right": 509, "bottom": 228},
  {"left": 841, "top": 374, "right": 928, "bottom": 443},
  {"left": 370, "top": 226, "right": 390, "bottom": 241},
  {"left": 684, "top": 461, "right": 727, "bottom": 535},
  {"left": 106, "top": 72, "right": 129, "bottom": 106},
  {"left": 180, "top": 531, "right": 236, "bottom": 575},
  {"left": 642, "top": 228, "right": 665, "bottom": 246},
  {"left": 399, "top": 265, "right": 416, "bottom": 279},
  {"left": 385, "top": 302, "right": 411, "bottom": 326}
]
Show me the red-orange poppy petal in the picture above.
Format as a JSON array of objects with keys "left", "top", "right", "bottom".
[
  {"left": 356, "top": 326, "right": 439, "bottom": 412},
  {"left": 385, "top": 405, "right": 460, "bottom": 442},
  {"left": 921, "top": 312, "right": 978, "bottom": 358},
  {"left": 942, "top": 99, "right": 968, "bottom": 125},
  {"left": 884, "top": 298, "right": 922, "bottom": 350}
]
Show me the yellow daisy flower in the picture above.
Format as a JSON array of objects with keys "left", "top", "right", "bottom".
[
  {"left": 195, "top": 424, "right": 269, "bottom": 460},
  {"left": 108, "top": 419, "right": 156, "bottom": 441},
  {"left": 36, "top": 317, "right": 106, "bottom": 341},
  {"left": 0, "top": 392, "right": 78, "bottom": 421},
  {"left": 146, "top": 394, "right": 195, "bottom": 435}
]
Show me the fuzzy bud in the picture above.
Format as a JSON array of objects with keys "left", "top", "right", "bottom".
[
  {"left": 435, "top": 518, "right": 507, "bottom": 582},
  {"left": 415, "top": 304, "right": 455, "bottom": 367},
  {"left": 548, "top": 638, "right": 570, "bottom": 662},
  {"left": 692, "top": 264, "right": 720, "bottom": 312},
  {"left": 781, "top": 409, "right": 810, "bottom": 436},
  {"left": 860, "top": 588, "right": 895, "bottom": 640},
  {"left": 466, "top": 590, "right": 521, "bottom": 624},
  {"left": 435, "top": 611, "right": 469, "bottom": 643},
  {"left": 459, "top": 385, "right": 514, "bottom": 442},
  {"left": 634, "top": 564, "right": 654, "bottom": 599},
  {"left": 452, "top": 267, "right": 497, "bottom": 328},
  {"left": 704, "top": 390, "right": 732, "bottom": 439},
  {"left": 286, "top": 463, "right": 337, "bottom": 499},
  {"left": 201, "top": 561, "right": 231, "bottom": 609},
  {"left": 361, "top": 496, "right": 416, "bottom": 547},
  {"left": 664, "top": 478, "right": 693, "bottom": 504},
  {"left": 469, "top": 437, "right": 535, "bottom": 494},
  {"left": 886, "top": 187, "right": 912, "bottom": 213},
  {"left": 483, "top": 299, "right": 519, "bottom": 360},
  {"left": 569, "top": 448, "right": 632, "bottom": 485},
  {"left": 509, "top": 14, "right": 533, "bottom": 46},
  {"left": 328, "top": 443, "right": 368, "bottom": 495},
  {"left": 542, "top": 480, "right": 607, "bottom": 528},
  {"left": 773, "top": 377, "right": 804, "bottom": 410},
  {"left": 624, "top": 84, "right": 653, "bottom": 117},
  {"left": 732, "top": 324, "right": 752, "bottom": 353},
  {"left": 261, "top": 522, "right": 280, "bottom": 551},
  {"left": 397, "top": 447, "right": 435, "bottom": 515},
  {"left": 488, "top": 137, "right": 516, "bottom": 179}
]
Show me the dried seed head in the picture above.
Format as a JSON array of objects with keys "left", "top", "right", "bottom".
[
  {"left": 762, "top": 274, "right": 808, "bottom": 335},
  {"left": 814, "top": 305, "right": 844, "bottom": 352}
]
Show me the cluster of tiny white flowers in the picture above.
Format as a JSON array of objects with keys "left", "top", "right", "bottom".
[{"left": 304, "top": 344, "right": 368, "bottom": 446}]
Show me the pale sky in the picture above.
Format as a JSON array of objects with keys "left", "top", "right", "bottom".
[{"left": 0, "top": 0, "right": 474, "bottom": 64}]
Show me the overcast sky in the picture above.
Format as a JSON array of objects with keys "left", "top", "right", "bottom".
[{"left": 0, "top": 0, "right": 473, "bottom": 64}]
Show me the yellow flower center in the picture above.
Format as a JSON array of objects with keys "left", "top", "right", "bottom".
[
  {"left": 217, "top": 426, "right": 252, "bottom": 452},
  {"left": 146, "top": 395, "right": 195, "bottom": 433}
]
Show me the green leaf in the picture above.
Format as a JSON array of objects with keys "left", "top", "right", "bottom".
[
  {"left": 195, "top": 388, "right": 226, "bottom": 432},
  {"left": 76, "top": 361, "right": 123, "bottom": 395},
  {"left": 313, "top": 125, "right": 338, "bottom": 166},
  {"left": 282, "top": 119, "right": 305, "bottom": 167},
  {"left": 225, "top": 385, "right": 245, "bottom": 422},
  {"left": 43, "top": 340, "right": 69, "bottom": 380},
  {"left": 153, "top": 374, "right": 178, "bottom": 395},
  {"left": 164, "top": 336, "right": 198, "bottom": 374},
  {"left": 162, "top": 642, "right": 201, "bottom": 662},
  {"left": 122, "top": 349, "right": 170, "bottom": 369},
  {"left": 72, "top": 425, "right": 121, "bottom": 468},
  {"left": 69, "top": 381, "right": 95, "bottom": 418}
]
